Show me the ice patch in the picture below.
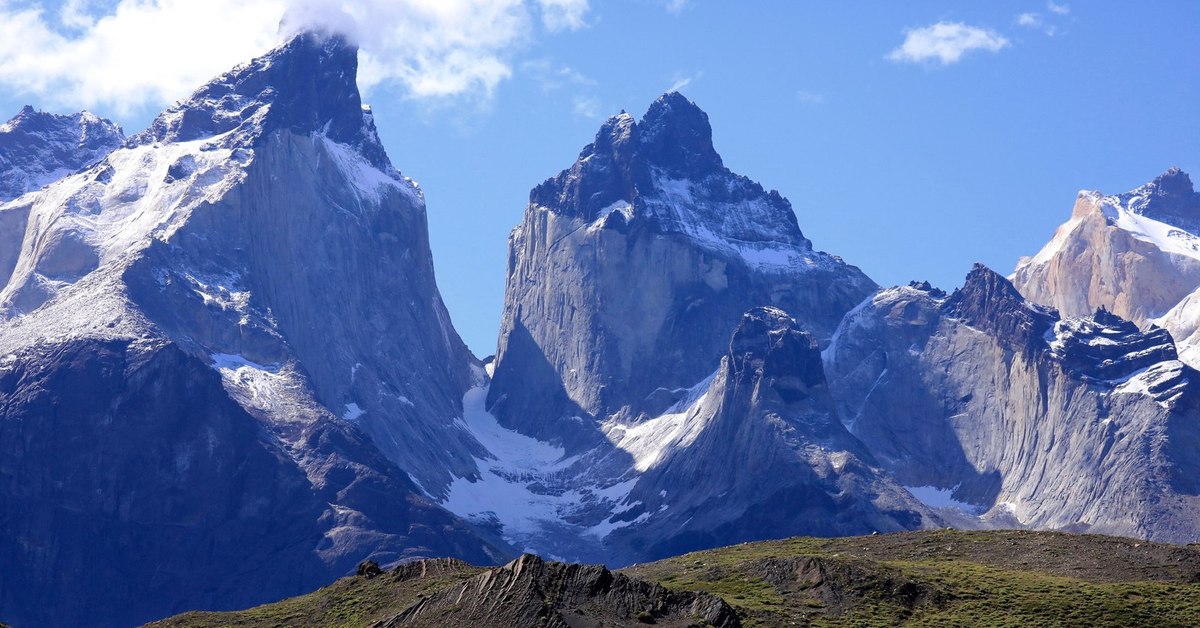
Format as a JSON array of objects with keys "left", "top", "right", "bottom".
[
  {"left": 442, "top": 386, "right": 610, "bottom": 546},
  {"left": 904, "top": 484, "right": 981, "bottom": 514},
  {"left": 342, "top": 402, "right": 364, "bottom": 422}
]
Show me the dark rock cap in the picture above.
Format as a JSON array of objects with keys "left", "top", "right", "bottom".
[
  {"left": 1119, "top": 166, "right": 1200, "bottom": 234},
  {"left": 729, "top": 307, "right": 825, "bottom": 401},
  {"left": 943, "top": 263, "right": 1054, "bottom": 351},
  {"left": 135, "top": 30, "right": 391, "bottom": 170}
]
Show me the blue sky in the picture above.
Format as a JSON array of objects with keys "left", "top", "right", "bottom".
[{"left": 1, "top": 1, "right": 1197, "bottom": 355}]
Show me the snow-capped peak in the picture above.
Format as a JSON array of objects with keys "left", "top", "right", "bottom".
[
  {"left": 527, "top": 92, "right": 855, "bottom": 273},
  {"left": 0, "top": 106, "right": 125, "bottom": 202}
]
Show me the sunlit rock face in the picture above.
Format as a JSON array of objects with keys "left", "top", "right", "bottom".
[{"left": 1012, "top": 168, "right": 1200, "bottom": 330}]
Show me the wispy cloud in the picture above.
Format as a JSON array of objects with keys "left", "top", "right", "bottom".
[
  {"left": 1016, "top": 5, "right": 1070, "bottom": 37},
  {"left": 666, "top": 71, "right": 702, "bottom": 94},
  {"left": 887, "top": 21, "right": 1009, "bottom": 66},
  {"left": 522, "top": 58, "right": 596, "bottom": 92},
  {"left": 664, "top": 0, "right": 687, "bottom": 15},
  {"left": 1047, "top": 1, "right": 1069, "bottom": 15},
  {"left": 667, "top": 77, "right": 692, "bottom": 93},
  {"left": 796, "top": 90, "right": 826, "bottom": 105},
  {"left": 0, "top": 0, "right": 591, "bottom": 115},
  {"left": 536, "top": 0, "right": 589, "bottom": 31},
  {"left": 572, "top": 95, "right": 602, "bottom": 119}
]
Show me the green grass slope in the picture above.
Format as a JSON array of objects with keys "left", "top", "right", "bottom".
[{"left": 150, "top": 530, "right": 1200, "bottom": 627}]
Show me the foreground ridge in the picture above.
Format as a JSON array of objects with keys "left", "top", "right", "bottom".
[{"left": 150, "top": 530, "right": 1200, "bottom": 627}]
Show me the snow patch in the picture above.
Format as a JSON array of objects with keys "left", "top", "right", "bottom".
[
  {"left": 342, "top": 402, "right": 364, "bottom": 422},
  {"left": 442, "top": 385, "right": 634, "bottom": 547},
  {"left": 316, "top": 134, "right": 419, "bottom": 206},
  {"left": 601, "top": 371, "right": 717, "bottom": 472},
  {"left": 904, "top": 485, "right": 981, "bottom": 514},
  {"left": 209, "top": 353, "right": 293, "bottom": 416}
]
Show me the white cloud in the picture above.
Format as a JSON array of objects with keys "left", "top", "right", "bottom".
[
  {"left": 536, "top": 0, "right": 588, "bottom": 31},
  {"left": 1047, "top": 1, "right": 1069, "bottom": 15},
  {"left": 665, "top": 0, "right": 687, "bottom": 14},
  {"left": 1016, "top": 11, "right": 1058, "bottom": 36},
  {"left": 0, "top": 0, "right": 590, "bottom": 115},
  {"left": 887, "top": 21, "right": 1009, "bottom": 65},
  {"left": 522, "top": 58, "right": 596, "bottom": 92},
  {"left": 1017, "top": 13, "right": 1040, "bottom": 28}
]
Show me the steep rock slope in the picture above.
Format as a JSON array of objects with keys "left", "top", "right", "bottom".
[
  {"left": 0, "top": 32, "right": 507, "bottom": 628},
  {"left": 0, "top": 107, "right": 125, "bottom": 287},
  {"left": 1156, "top": 285, "right": 1200, "bottom": 367},
  {"left": 602, "top": 307, "right": 935, "bottom": 561},
  {"left": 0, "top": 106, "right": 124, "bottom": 202},
  {"left": 489, "top": 93, "right": 876, "bottom": 441},
  {"left": 825, "top": 265, "right": 1200, "bottom": 541},
  {"left": 441, "top": 307, "right": 934, "bottom": 566},
  {"left": 1012, "top": 167, "right": 1200, "bottom": 328}
]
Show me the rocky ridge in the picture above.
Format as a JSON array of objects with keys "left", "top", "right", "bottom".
[
  {"left": 0, "top": 106, "right": 124, "bottom": 202},
  {"left": 824, "top": 264, "right": 1200, "bottom": 541}
]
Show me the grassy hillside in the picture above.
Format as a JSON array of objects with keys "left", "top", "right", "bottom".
[{"left": 150, "top": 530, "right": 1200, "bottom": 627}]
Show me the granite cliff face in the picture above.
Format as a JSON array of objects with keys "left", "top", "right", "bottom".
[
  {"left": 1012, "top": 168, "right": 1200, "bottom": 330},
  {"left": 824, "top": 265, "right": 1200, "bottom": 541},
  {"left": 433, "top": 96, "right": 919, "bottom": 564},
  {"left": 0, "top": 106, "right": 124, "bottom": 202},
  {"left": 0, "top": 32, "right": 507, "bottom": 627},
  {"left": 489, "top": 93, "right": 877, "bottom": 442}
]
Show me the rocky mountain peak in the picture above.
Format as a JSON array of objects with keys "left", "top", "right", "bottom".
[
  {"left": 1115, "top": 166, "right": 1200, "bottom": 234},
  {"left": 944, "top": 264, "right": 1054, "bottom": 350},
  {"left": 729, "top": 307, "right": 825, "bottom": 402},
  {"left": 136, "top": 30, "right": 389, "bottom": 168},
  {"left": 638, "top": 91, "right": 723, "bottom": 178},
  {"left": 0, "top": 106, "right": 124, "bottom": 201}
]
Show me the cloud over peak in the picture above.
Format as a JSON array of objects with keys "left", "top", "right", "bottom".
[
  {"left": 0, "top": 0, "right": 591, "bottom": 115},
  {"left": 887, "top": 21, "right": 1009, "bottom": 66}
]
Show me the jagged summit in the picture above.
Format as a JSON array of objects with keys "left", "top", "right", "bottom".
[
  {"left": 944, "top": 263, "right": 1054, "bottom": 351},
  {"left": 1114, "top": 166, "right": 1200, "bottom": 234},
  {"left": 529, "top": 91, "right": 806, "bottom": 252},
  {"left": 0, "top": 28, "right": 498, "bottom": 627},
  {"left": 135, "top": 30, "right": 392, "bottom": 171},
  {"left": 638, "top": 91, "right": 724, "bottom": 177},
  {"left": 728, "top": 307, "right": 825, "bottom": 402},
  {"left": 0, "top": 106, "right": 124, "bottom": 201}
]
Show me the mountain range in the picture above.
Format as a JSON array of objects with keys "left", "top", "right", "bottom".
[{"left": 0, "top": 29, "right": 1197, "bottom": 627}]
